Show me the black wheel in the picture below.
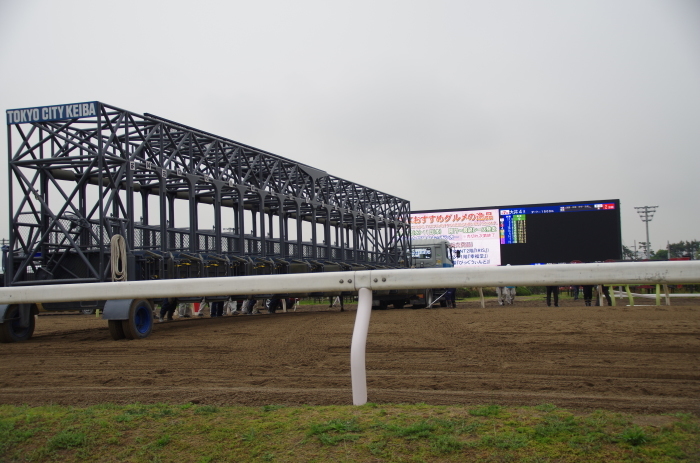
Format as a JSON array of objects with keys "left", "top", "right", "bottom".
[
  {"left": 392, "top": 300, "right": 405, "bottom": 309},
  {"left": 108, "top": 320, "right": 126, "bottom": 340},
  {"left": 81, "top": 308, "right": 96, "bottom": 315},
  {"left": 121, "top": 299, "right": 153, "bottom": 340},
  {"left": 0, "top": 305, "right": 36, "bottom": 343}
]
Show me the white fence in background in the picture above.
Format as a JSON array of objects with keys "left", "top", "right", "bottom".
[{"left": 0, "top": 260, "right": 698, "bottom": 405}]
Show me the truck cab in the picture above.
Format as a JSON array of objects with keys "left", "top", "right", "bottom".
[
  {"left": 410, "top": 239, "right": 459, "bottom": 269},
  {"left": 373, "top": 239, "right": 459, "bottom": 309}
]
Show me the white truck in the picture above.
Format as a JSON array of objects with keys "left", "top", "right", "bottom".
[{"left": 372, "top": 239, "right": 459, "bottom": 309}]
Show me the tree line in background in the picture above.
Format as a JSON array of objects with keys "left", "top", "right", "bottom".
[{"left": 622, "top": 240, "right": 699, "bottom": 261}]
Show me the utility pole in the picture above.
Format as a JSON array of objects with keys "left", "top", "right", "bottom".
[
  {"left": 638, "top": 241, "right": 648, "bottom": 259},
  {"left": 635, "top": 206, "right": 658, "bottom": 259}
]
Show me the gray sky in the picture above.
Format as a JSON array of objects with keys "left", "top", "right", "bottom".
[{"left": 1, "top": 0, "right": 698, "bottom": 253}]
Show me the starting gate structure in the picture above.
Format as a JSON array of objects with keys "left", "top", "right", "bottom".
[{"left": 4, "top": 101, "right": 411, "bottom": 296}]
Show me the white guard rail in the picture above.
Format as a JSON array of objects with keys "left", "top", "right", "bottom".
[
  {"left": 1, "top": 260, "right": 698, "bottom": 405},
  {"left": 1, "top": 261, "right": 698, "bottom": 305}
]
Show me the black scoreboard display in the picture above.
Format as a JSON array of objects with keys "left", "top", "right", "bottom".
[{"left": 411, "top": 199, "right": 622, "bottom": 266}]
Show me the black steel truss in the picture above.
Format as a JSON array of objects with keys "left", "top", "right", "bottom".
[{"left": 5, "top": 102, "right": 411, "bottom": 286}]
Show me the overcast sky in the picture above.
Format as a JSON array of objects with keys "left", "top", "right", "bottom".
[{"left": 1, "top": 0, "right": 698, "bottom": 253}]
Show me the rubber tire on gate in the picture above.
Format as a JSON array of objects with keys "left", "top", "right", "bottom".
[
  {"left": 121, "top": 299, "right": 154, "bottom": 340},
  {"left": 108, "top": 319, "right": 126, "bottom": 341},
  {"left": 0, "top": 305, "right": 36, "bottom": 343}
]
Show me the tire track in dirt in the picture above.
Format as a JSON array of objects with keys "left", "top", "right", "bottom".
[{"left": 1, "top": 301, "right": 699, "bottom": 413}]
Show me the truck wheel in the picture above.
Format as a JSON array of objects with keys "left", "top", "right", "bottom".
[
  {"left": 81, "top": 308, "right": 96, "bottom": 315},
  {"left": 121, "top": 299, "right": 153, "bottom": 340},
  {"left": 108, "top": 320, "right": 126, "bottom": 340},
  {"left": 0, "top": 305, "right": 36, "bottom": 343},
  {"left": 392, "top": 300, "right": 405, "bottom": 309}
]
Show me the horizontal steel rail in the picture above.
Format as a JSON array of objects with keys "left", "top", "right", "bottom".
[{"left": 0, "top": 261, "right": 697, "bottom": 305}]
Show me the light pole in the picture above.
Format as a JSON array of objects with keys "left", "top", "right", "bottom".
[{"left": 635, "top": 206, "right": 658, "bottom": 259}]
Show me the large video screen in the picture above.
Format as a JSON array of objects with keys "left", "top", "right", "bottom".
[{"left": 411, "top": 199, "right": 622, "bottom": 266}]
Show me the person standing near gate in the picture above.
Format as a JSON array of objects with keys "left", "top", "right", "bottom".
[
  {"left": 210, "top": 300, "right": 224, "bottom": 317},
  {"left": 177, "top": 301, "right": 192, "bottom": 318},
  {"left": 505, "top": 286, "right": 516, "bottom": 305},
  {"left": 571, "top": 285, "right": 580, "bottom": 300},
  {"left": 582, "top": 285, "right": 594, "bottom": 306},
  {"left": 159, "top": 297, "right": 178, "bottom": 322},
  {"left": 496, "top": 287, "right": 507, "bottom": 305},
  {"left": 594, "top": 285, "right": 613, "bottom": 306},
  {"left": 546, "top": 286, "right": 559, "bottom": 307},
  {"left": 442, "top": 288, "right": 457, "bottom": 307}
]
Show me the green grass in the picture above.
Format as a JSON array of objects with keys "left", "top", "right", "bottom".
[{"left": 0, "top": 403, "right": 697, "bottom": 462}]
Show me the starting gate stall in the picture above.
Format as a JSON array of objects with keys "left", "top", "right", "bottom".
[{"left": 2, "top": 101, "right": 411, "bottom": 341}]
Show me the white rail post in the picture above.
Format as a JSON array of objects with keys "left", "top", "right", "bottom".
[
  {"left": 351, "top": 287, "right": 373, "bottom": 405},
  {"left": 625, "top": 285, "right": 635, "bottom": 306},
  {"left": 656, "top": 284, "right": 661, "bottom": 306}
]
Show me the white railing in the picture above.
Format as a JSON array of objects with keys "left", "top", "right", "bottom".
[
  {"left": 1, "top": 260, "right": 698, "bottom": 405},
  {"left": 1, "top": 261, "right": 698, "bottom": 304}
]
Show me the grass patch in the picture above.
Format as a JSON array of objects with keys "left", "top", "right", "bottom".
[
  {"left": 194, "top": 405, "right": 219, "bottom": 415},
  {"left": 620, "top": 426, "right": 650, "bottom": 446},
  {"left": 261, "top": 404, "right": 285, "bottom": 413},
  {"left": 469, "top": 403, "right": 503, "bottom": 416},
  {"left": 308, "top": 418, "right": 362, "bottom": 445},
  {"left": 534, "top": 403, "right": 558, "bottom": 412},
  {"left": 241, "top": 427, "right": 258, "bottom": 442},
  {"left": 431, "top": 433, "right": 465, "bottom": 453},
  {"left": 0, "top": 403, "right": 697, "bottom": 462},
  {"left": 385, "top": 420, "right": 436, "bottom": 439},
  {"left": 46, "top": 430, "right": 88, "bottom": 450},
  {"left": 0, "top": 418, "right": 35, "bottom": 454},
  {"left": 481, "top": 430, "right": 529, "bottom": 449}
]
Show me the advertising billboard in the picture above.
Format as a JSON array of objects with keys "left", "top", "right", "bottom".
[{"left": 411, "top": 199, "right": 622, "bottom": 266}]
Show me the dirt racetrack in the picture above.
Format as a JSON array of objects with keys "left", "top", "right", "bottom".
[{"left": 1, "top": 297, "right": 699, "bottom": 414}]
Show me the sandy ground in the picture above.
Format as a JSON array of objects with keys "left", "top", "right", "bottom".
[{"left": 1, "top": 297, "right": 699, "bottom": 414}]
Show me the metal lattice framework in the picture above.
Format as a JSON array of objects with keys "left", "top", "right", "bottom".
[{"left": 5, "top": 102, "right": 411, "bottom": 286}]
